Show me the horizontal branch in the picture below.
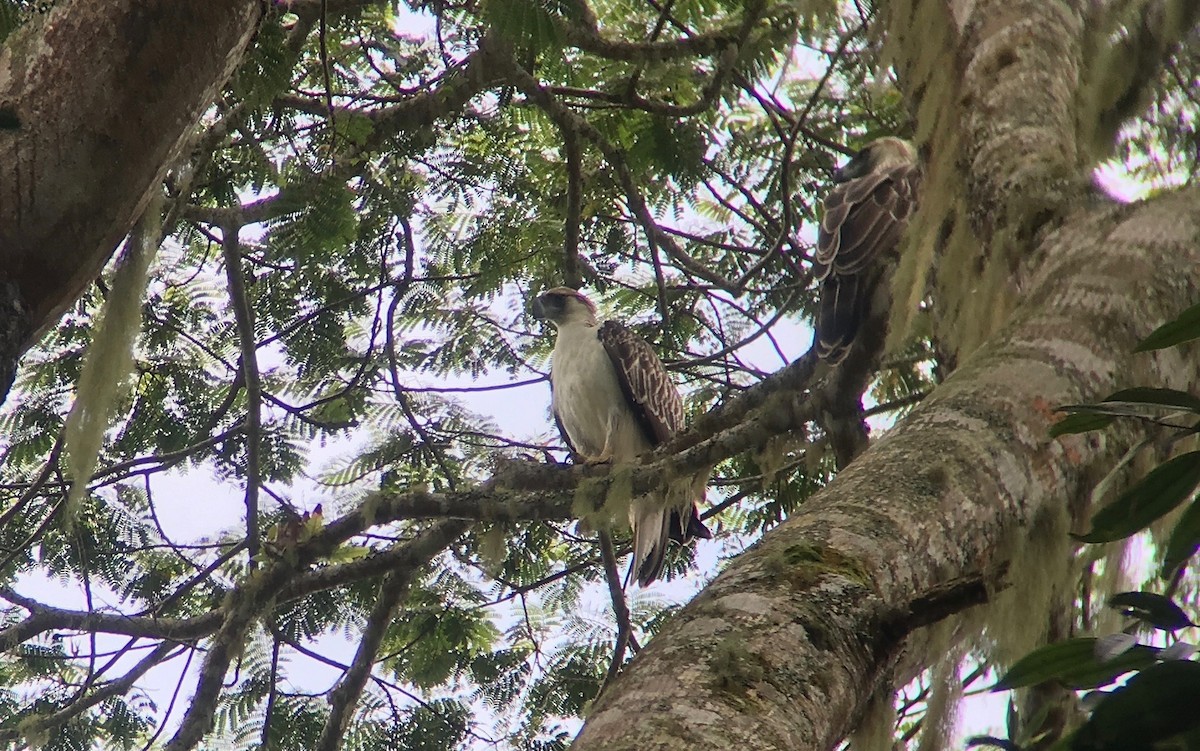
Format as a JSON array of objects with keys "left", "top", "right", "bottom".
[
  {"left": 556, "top": 0, "right": 787, "bottom": 62},
  {"left": 0, "top": 591, "right": 223, "bottom": 649}
]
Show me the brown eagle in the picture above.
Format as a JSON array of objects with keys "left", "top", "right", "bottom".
[
  {"left": 531, "top": 287, "right": 711, "bottom": 586},
  {"left": 815, "top": 136, "right": 921, "bottom": 363}
]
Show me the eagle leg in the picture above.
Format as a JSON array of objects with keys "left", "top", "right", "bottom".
[{"left": 584, "top": 415, "right": 618, "bottom": 465}]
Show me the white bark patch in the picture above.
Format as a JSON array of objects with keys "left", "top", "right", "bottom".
[
  {"left": 677, "top": 616, "right": 731, "bottom": 639},
  {"left": 675, "top": 706, "right": 724, "bottom": 728},
  {"left": 716, "top": 593, "right": 776, "bottom": 617}
]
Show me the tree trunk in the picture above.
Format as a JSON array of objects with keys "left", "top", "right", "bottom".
[
  {"left": 570, "top": 0, "right": 1200, "bottom": 745},
  {"left": 0, "top": 0, "right": 262, "bottom": 371}
]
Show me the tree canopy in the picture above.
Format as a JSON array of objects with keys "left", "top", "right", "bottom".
[{"left": 0, "top": 0, "right": 1198, "bottom": 750}]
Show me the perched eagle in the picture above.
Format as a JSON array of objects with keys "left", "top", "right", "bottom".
[
  {"left": 814, "top": 136, "right": 921, "bottom": 363},
  {"left": 531, "top": 287, "right": 711, "bottom": 586}
]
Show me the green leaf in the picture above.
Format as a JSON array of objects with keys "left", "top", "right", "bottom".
[
  {"left": 965, "top": 737, "right": 1020, "bottom": 750},
  {"left": 1102, "top": 387, "right": 1200, "bottom": 413},
  {"left": 1108, "top": 591, "right": 1195, "bottom": 630},
  {"left": 484, "top": 0, "right": 565, "bottom": 53},
  {"left": 1135, "top": 302, "right": 1200, "bottom": 352},
  {"left": 1050, "top": 412, "right": 1116, "bottom": 437},
  {"left": 0, "top": 1, "right": 20, "bottom": 44},
  {"left": 992, "top": 638, "right": 1159, "bottom": 691},
  {"left": 1071, "top": 661, "right": 1200, "bottom": 750},
  {"left": 1161, "top": 499, "right": 1200, "bottom": 579},
  {"left": 1075, "top": 451, "right": 1200, "bottom": 543}
]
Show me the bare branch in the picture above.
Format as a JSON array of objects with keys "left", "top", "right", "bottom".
[
  {"left": 598, "top": 531, "right": 635, "bottom": 692},
  {"left": 221, "top": 224, "right": 262, "bottom": 568},
  {"left": 2, "top": 641, "right": 181, "bottom": 744},
  {"left": 315, "top": 521, "right": 464, "bottom": 751},
  {"left": 562, "top": 124, "right": 585, "bottom": 289}
]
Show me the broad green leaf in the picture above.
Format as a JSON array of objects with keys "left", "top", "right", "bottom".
[
  {"left": 965, "top": 737, "right": 1020, "bottom": 750},
  {"left": 1108, "top": 591, "right": 1194, "bottom": 630},
  {"left": 1075, "top": 451, "right": 1200, "bottom": 543},
  {"left": 1135, "top": 301, "right": 1200, "bottom": 352},
  {"left": 1161, "top": 499, "right": 1200, "bottom": 579},
  {"left": 1102, "top": 387, "right": 1200, "bottom": 413},
  {"left": 1050, "top": 412, "right": 1115, "bottom": 437},
  {"left": 992, "top": 638, "right": 1159, "bottom": 691},
  {"left": 1071, "top": 661, "right": 1200, "bottom": 751}
]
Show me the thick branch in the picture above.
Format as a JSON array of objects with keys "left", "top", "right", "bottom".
[
  {"left": 957, "top": 0, "right": 1086, "bottom": 243},
  {"left": 0, "top": 592, "right": 223, "bottom": 649}
]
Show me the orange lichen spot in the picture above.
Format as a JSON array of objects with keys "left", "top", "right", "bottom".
[{"left": 1031, "top": 396, "right": 1061, "bottom": 425}]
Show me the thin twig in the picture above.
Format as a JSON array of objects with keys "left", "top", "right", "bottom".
[
  {"left": 221, "top": 224, "right": 262, "bottom": 569},
  {"left": 598, "top": 530, "right": 635, "bottom": 692}
]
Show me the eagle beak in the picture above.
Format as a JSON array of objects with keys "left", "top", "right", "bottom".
[
  {"left": 832, "top": 152, "right": 869, "bottom": 183},
  {"left": 531, "top": 296, "right": 548, "bottom": 320}
]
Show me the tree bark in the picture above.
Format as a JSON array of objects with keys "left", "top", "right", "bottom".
[
  {"left": 570, "top": 0, "right": 1200, "bottom": 744},
  {"left": 0, "top": 0, "right": 262, "bottom": 362},
  {"left": 569, "top": 188, "right": 1200, "bottom": 750}
]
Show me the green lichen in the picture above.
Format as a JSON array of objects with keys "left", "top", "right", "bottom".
[
  {"left": 360, "top": 490, "right": 387, "bottom": 528},
  {"left": 710, "top": 635, "right": 767, "bottom": 693},
  {"left": 764, "top": 542, "right": 873, "bottom": 591},
  {"left": 572, "top": 475, "right": 618, "bottom": 534}
]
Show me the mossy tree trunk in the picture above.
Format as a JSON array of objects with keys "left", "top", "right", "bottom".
[
  {"left": 0, "top": 0, "right": 262, "bottom": 396},
  {"left": 570, "top": 0, "right": 1200, "bottom": 748}
]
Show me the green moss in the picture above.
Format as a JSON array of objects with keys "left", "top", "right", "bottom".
[
  {"left": 572, "top": 475, "right": 618, "bottom": 533},
  {"left": 360, "top": 490, "right": 386, "bottom": 527},
  {"left": 710, "top": 636, "right": 767, "bottom": 700},
  {"left": 604, "top": 465, "right": 634, "bottom": 520},
  {"left": 763, "top": 542, "right": 873, "bottom": 591}
]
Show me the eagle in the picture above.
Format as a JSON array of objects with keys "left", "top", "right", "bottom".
[
  {"left": 814, "top": 136, "right": 921, "bottom": 363},
  {"left": 531, "top": 287, "right": 712, "bottom": 586}
]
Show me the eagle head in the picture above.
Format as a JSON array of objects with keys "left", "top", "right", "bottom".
[
  {"left": 832, "top": 136, "right": 916, "bottom": 183},
  {"left": 531, "top": 287, "right": 597, "bottom": 327}
]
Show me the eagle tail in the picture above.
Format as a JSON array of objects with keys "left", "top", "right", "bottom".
[
  {"left": 628, "top": 503, "right": 671, "bottom": 588},
  {"left": 816, "top": 274, "right": 863, "bottom": 364},
  {"left": 630, "top": 501, "right": 712, "bottom": 587}
]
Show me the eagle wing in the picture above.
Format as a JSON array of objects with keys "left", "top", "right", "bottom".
[
  {"left": 815, "top": 163, "right": 921, "bottom": 362},
  {"left": 596, "top": 319, "right": 683, "bottom": 446},
  {"left": 550, "top": 400, "right": 579, "bottom": 458},
  {"left": 597, "top": 319, "right": 710, "bottom": 586},
  {"left": 815, "top": 163, "right": 920, "bottom": 279}
]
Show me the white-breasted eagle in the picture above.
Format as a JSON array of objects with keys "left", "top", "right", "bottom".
[
  {"left": 531, "top": 287, "right": 711, "bottom": 586},
  {"left": 814, "top": 136, "right": 921, "bottom": 363}
]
